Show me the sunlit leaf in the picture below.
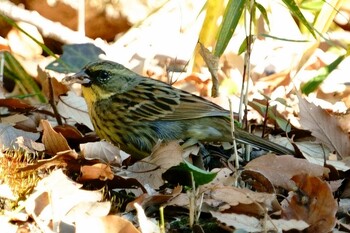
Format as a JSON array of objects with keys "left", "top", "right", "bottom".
[
  {"left": 214, "top": 0, "right": 245, "bottom": 56},
  {"left": 46, "top": 43, "right": 105, "bottom": 73}
]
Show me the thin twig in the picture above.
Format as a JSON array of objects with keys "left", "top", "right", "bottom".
[{"left": 47, "top": 75, "right": 62, "bottom": 125}]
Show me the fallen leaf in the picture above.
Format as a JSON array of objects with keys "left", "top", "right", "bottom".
[
  {"left": 79, "top": 163, "right": 114, "bottom": 181},
  {"left": 135, "top": 203, "right": 160, "bottom": 233},
  {"left": 199, "top": 42, "right": 219, "bottom": 97},
  {"left": 281, "top": 174, "right": 337, "bottom": 233},
  {"left": 0, "top": 114, "right": 28, "bottom": 125},
  {"left": 0, "top": 98, "right": 36, "bottom": 111},
  {"left": 17, "top": 150, "right": 78, "bottom": 172},
  {"left": 25, "top": 169, "right": 104, "bottom": 230},
  {"left": 42, "top": 76, "right": 69, "bottom": 100},
  {"left": 75, "top": 215, "right": 139, "bottom": 233},
  {"left": 57, "top": 91, "right": 93, "bottom": 130},
  {"left": 206, "top": 185, "right": 278, "bottom": 216},
  {"left": 0, "top": 123, "right": 40, "bottom": 148},
  {"left": 16, "top": 136, "right": 45, "bottom": 153},
  {"left": 54, "top": 124, "right": 83, "bottom": 141},
  {"left": 41, "top": 120, "right": 71, "bottom": 155},
  {"left": 241, "top": 170, "right": 275, "bottom": 193},
  {"left": 243, "top": 154, "right": 328, "bottom": 190},
  {"left": 80, "top": 141, "right": 121, "bottom": 166},
  {"left": 66, "top": 201, "right": 111, "bottom": 222},
  {"left": 210, "top": 212, "right": 309, "bottom": 232},
  {"left": 127, "top": 141, "right": 183, "bottom": 189},
  {"left": 298, "top": 96, "right": 350, "bottom": 158}
]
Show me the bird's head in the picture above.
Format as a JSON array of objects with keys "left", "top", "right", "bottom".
[{"left": 63, "top": 60, "right": 141, "bottom": 98}]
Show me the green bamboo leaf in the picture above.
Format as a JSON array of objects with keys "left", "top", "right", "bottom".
[
  {"left": 3, "top": 51, "right": 46, "bottom": 103},
  {"left": 0, "top": 14, "right": 57, "bottom": 59},
  {"left": 214, "top": 0, "right": 245, "bottom": 56},
  {"left": 249, "top": 100, "right": 291, "bottom": 133},
  {"left": 254, "top": 2, "right": 270, "bottom": 28},
  {"left": 0, "top": 13, "right": 69, "bottom": 70},
  {"left": 238, "top": 36, "right": 249, "bottom": 55},
  {"left": 281, "top": 0, "right": 316, "bottom": 38},
  {"left": 301, "top": 54, "right": 346, "bottom": 94},
  {"left": 300, "top": 0, "right": 324, "bottom": 11}
]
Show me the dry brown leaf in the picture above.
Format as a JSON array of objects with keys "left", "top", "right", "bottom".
[
  {"left": 25, "top": 169, "right": 104, "bottom": 231},
  {"left": 127, "top": 140, "right": 183, "bottom": 189},
  {"left": 241, "top": 170, "right": 275, "bottom": 193},
  {"left": 243, "top": 154, "right": 328, "bottom": 190},
  {"left": 54, "top": 124, "right": 84, "bottom": 140},
  {"left": 172, "top": 73, "right": 211, "bottom": 97},
  {"left": 127, "top": 193, "right": 173, "bottom": 212},
  {"left": 0, "top": 123, "right": 40, "bottom": 148},
  {"left": 0, "top": 114, "right": 28, "bottom": 125},
  {"left": 17, "top": 150, "right": 78, "bottom": 172},
  {"left": 205, "top": 185, "right": 278, "bottom": 216},
  {"left": 57, "top": 91, "right": 93, "bottom": 130},
  {"left": 41, "top": 120, "right": 70, "bottom": 155},
  {"left": 79, "top": 163, "right": 114, "bottom": 181},
  {"left": 281, "top": 174, "right": 337, "bottom": 233},
  {"left": 202, "top": 168, "right": 235, "bottom": 188},
  {"left": 126, "top": 185, "right": 182, "bottom": 212},
  {"left": 337, "top": 113, "right": 350, "bottom": 133},
  {"left": 0, "top": 98, "right": 36, "bottom": 111},
  {"left": 80, "top": 141, "right": 121, "bottom": 166},
  {"left": 16, "top": 136, "right": 45, "bottom": 153},
  {"left": 165, "top": 193, "right": 192, "bottom": 209},
  {"left": 135, "top": 203, "right": 160, "bottom": 233},
  {"left": 199, "top": 42, "right": 219, "bottom": 97},
  {"left": 42, "top": 76, "right": 69, "bottom": 100},
  {"left": 209, "top": 186, "right": 276, "bottom": 206},
  {"left": 66, "top": 201, "right": 111, "bottom": 222},
  {"left": 210, "top": 212, "right": 309, "bottom": 232},
  {"left": 75, "top": 215, "right": 139, "bottom": 233},
  {"left": 298, "top": 96, "right": 350, "bottom": 158}
]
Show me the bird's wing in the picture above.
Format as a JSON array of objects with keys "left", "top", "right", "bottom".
[
  {"left": 116, "top": 79, "right": 229, "bottom": 121},
  {"left": 164, "top": 91, "right": 229, "bottom": 120}
]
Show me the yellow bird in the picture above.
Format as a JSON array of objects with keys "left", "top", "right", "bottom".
[{"left": 63, "top": 60, "right": 294, "bottom": 161}]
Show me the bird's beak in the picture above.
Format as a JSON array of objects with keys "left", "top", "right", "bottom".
[{"left": 62, "top": 70, "right": 91, "bottom": 86}]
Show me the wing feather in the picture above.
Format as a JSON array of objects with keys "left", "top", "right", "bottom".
[{"left": 112, "top": 78, "right": 229, "bottom": 121}]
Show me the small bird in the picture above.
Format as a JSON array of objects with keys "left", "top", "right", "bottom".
[{"left": 63, "top": 60, "right": 294, "bottom": 161}]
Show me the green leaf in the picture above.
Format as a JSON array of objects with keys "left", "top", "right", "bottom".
[
  {"left": 254, "top": 2, "right": 270, "bottom": 28},
  {"left": 301, "top": 54, "right": 346, "bottom": 94},
  {"left": 163, "top": 160, "right": 217, "bottom": 187},
  {"left": 300, "top": 0, "right": 324, "bottom": 11},
  {"left": 238, "top": 36, "right": 249, "bottom": 55},
  {"left": 249, "top": 100, "right": 291, "bottom": 133},
  {"left": 214, "top": 0, "right": 245, "bottom": 56},
  {"left": 3, "top": 51, "right": 46, "bottom": 103},
  {"left": 46, "top": 43, "right": 106, "bottom": 73},
  {"left": 0, "top": 14, "right": 58, "bottom": 60},
  {"left": 281, "top": 0, "right": 316, "bottom": 38}
]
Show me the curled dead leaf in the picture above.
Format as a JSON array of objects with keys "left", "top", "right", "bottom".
[
  {"left": 281, "top": 174, "right": 337, "bottom": 233},
  {"left": 243, "top": 154, "right": 329, "bottom": 190},
  {"left": 79, "top": 163, "right": 114, "bottom": 182},
  {"left": 41, "top": 120, "right": 70, "bottom": 155}
]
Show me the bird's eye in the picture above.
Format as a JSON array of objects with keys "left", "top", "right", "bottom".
[{"left": 98, "top": 71, "right": 110, "bottom": 83}]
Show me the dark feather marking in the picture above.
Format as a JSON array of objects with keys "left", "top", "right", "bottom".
[
  {"left": 157, "top": 97, "right": 178, "bottom": 105},
  {"left": 154, "top": 101, "right": 173, "bottom": 111}
]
